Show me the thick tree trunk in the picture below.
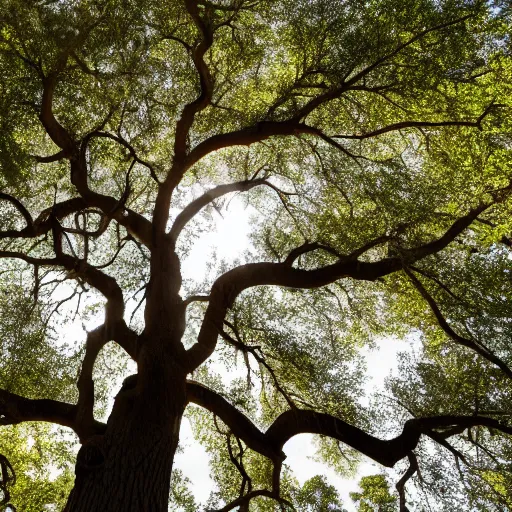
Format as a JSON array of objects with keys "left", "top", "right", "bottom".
[
  {"left": 65, "top": 248, "right": 189, "bottom": 511},
  {"left": 64, "top": 362, "right": 187, "bottom": 511}
]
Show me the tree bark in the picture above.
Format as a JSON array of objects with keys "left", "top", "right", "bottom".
[{"left": 64, "top": 362, "right": 187, "bottom": 511}]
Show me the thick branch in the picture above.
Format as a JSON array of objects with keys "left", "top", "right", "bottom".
[
  {"left": 185, "top": 198, "right": 504, "bottom": 370},
  {"left": 0, "top": 197, "right": 88, "bottom": 239},
  {"left": 39, "top": 75, "right": 76, "bottom": 155},
  {"left": 187, "top": 381, "right": 512, "bottom": 470},
  {"left": 0, "top": 388, "right": 105, "bottom": 441},
  {"left": 186, "top": 120, "right": 316, "bottom": 168},
  {"left": 267, "top": 412, "right": 512, "bottom": 467},
  {"left": 186, "top": 380, "right": 284, "bottom": 462},
  {"left": 75, "top": 325, "right": 107, "bottom": 433},
  {"left": 173, "top": 0, "right": 214, "bottom": 161},
  {"left": 0, "top": 249, "right": 138, "bottom": 437},
  {"left": 183, "top": 16, "right": 478, "bottom": 168},
  {"left": 36, "top": 79, "right": 154, "bottom": 247},
  {"left": 72, "top": 151, "right": 153, "bottom": 247}
]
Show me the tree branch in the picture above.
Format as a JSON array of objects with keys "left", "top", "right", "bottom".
[
  {"left": 0, "top": 388, "right": 106, "bottom": 441},
  {"left": 173, "top": 0, "right": 215, "bottom": 161},
  {"left": 187, "top": 380, "right": 512, "bottom": 471},
  {"left": 184, "top": 196, "right": 508, "bottom": 370},
  {"left": 404, "top": 267, "right": 512, "bottom": 379},
  {"left": 186, "top": 120, "right": 317, "bottom": 168},
  {"left": 186, "top": 380, "right": 284, "bottom": 462},
  {"left": 0, "top": 251, "right": 137, "bottom": 359},
  {"left": 184, "top": 294, "right": 210, "bottom": 307},
  {"left": 289, "top": 14, "right": 474, "bottom": 121},
  {"left": 283, "top": 241, "right": 342, "bottom": 266},
  {"left": 220, "top": 321, "right": 296, "bottom": 408},
  {"left": 86, "top": 131, "right": 160, "bottom": 184},
  {"left": 332, "top": 117, "right": 490, "bottom": 140},
  {"left": 0, "top": 192, "right": 33, "bottom": 228},
  {"left": 39, "top": 75, "right": 76, "bottom": 155},
  {"left": 396, "top": 452, "right": 418, "bottom": 512},
  {"left": 169, "top": 178, "right": 268, "bottom": 244},
  {"left": 35, "top": 73, "right": 154, "bottom": 248},
  {"left": 0, "top": 197, "right": 90, "bottom": 240},
  {"left": 72, "top": 145, "right": 153, "bottom": 247}
]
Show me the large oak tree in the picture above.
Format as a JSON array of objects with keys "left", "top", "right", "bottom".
[{"left": 0, "top": 0, "right": 511, "bottom": 510}]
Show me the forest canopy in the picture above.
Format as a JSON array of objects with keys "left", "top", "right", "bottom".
[{"left": 0, "top": 0, "right": 511, "bottom": 510}]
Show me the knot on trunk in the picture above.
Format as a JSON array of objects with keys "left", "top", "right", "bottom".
[{"left": 76, "top": 435, "right": 106, "bottom": 474}]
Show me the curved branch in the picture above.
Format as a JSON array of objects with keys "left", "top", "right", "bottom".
[
  {"left": 332, "top": 118, "right": 488, "bottom": 141},
  {"left": 186, "top": 380, "right": 284, "bottom": 462},
  {"left": 173, "top": 0, "right": 215, "bottom": 161},
  {"left": 169, "top": 178, "right": 267, "bottom": 244},
  {"left": 184, "top": 197, "right": 506, "bottom": 371},
  {"left": 71, "top": 151, "right": 153, "bottom": 247},
  {"left": 0, "top": 197, "right": 95, "bottom": 240},
  {"left": 0, "top": 250, "right": 138, "bottom": 435},
  {"left": 39, "top": 75, "right": 76, "bottom": 155},
  {"left": 0, "top": 388, "right": 106, "bottom": 441},
  {"left": 33, "top": 149, "right": 67, "bottom": 163},
  {"left": 396, "top": 452, "right": 418, "bottom": 512},
  {"left": 186, "top": 120, "right": 316, "bottom": 168},
  {"left": 404, "top": 267, "right": 512, "bottom": 379},
  {"left": 86, "top": 131, "right": 160, "bottom": 184},
  {"left": 184, "top": 16, "right": 479, "bottom": 168},
  {"left": 187, "top": 380, "right": 512, "bottom": 470},
  {"left": 36, "top": 75, "right": 153, "bottom": 248},
  {"left": 284, "top": 241, "right": 342, "bottom": 265},
  {"left": 0, "top": 193, "right": 33, "bottom": 228}
]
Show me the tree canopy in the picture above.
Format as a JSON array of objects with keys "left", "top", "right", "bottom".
[{"left": 0, "top": 0, "right": 511, "bottom": 510}]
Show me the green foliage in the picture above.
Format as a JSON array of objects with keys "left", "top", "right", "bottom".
[
  {"left": 0, "top": 424, "right": 74, "bottom": 512},
  {"left": 169, "top": 469, "right": 198, "bottom": 512},
  {"left": 0, "top": 0, "right": 511, "bottom": 509},
  {"left": 0, "top": 285, "right": 78, "bottom": 402},
  {"left": 291, "top": 475, "right": 346, "bottom": 512},
  {"left": 350, "top": 475, "right": 397, "bottom": 512}
]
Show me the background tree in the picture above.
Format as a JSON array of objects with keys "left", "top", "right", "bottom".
[
  {"left": 0, "top": 0, "right": 511, "bottom": 510},
  {"left": 350, "top": 475, "right": 396, "bottom": 512}
]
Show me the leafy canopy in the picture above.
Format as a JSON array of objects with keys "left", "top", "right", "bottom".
[{"left": 0, "top": 0, "right": 511, "bottom": 510}]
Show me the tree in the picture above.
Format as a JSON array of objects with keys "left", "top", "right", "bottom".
[
  {"left": 0, "top": 0, "right": 511, "bottom": 510},
  {"left": 292, "top": 475, "right": 346, "bottom": 511},
  {"left": 350, "top": 475, "right": 396, "bottom": 511}
]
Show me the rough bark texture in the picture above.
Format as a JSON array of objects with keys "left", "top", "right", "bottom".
[{"left": 64, "top": 364, "right": 187, "bottom": 511}]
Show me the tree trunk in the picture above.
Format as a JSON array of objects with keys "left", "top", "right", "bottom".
[{"left": 64, "top": 361, "right": 187, "bottom": 511}]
